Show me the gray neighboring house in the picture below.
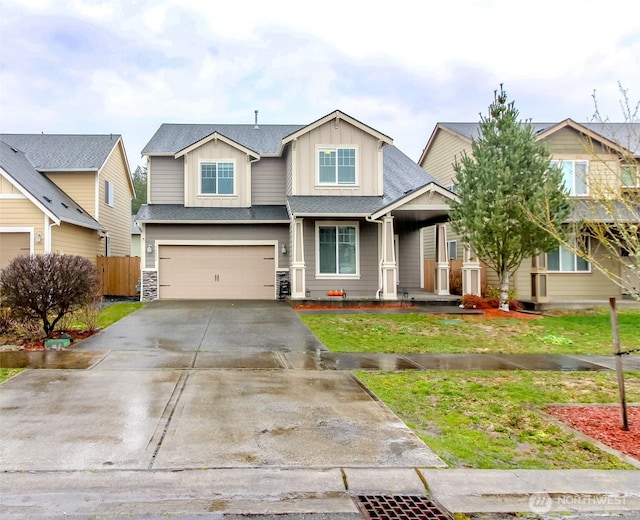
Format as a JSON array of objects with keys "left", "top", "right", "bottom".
[{"left": 136, "top": 110, "right": 456, "bottom": 301}]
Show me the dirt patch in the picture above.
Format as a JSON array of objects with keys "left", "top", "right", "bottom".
[
  {"left": 477, "top": 308, "right": 542, "bottom": 320},
  {"left": 546, "top": 405, "right": 640, "bottom": 461}
]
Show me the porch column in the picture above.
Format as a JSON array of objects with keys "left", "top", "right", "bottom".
[
  {"left": 290, "top": 218, "right": 306, "bottom": 299},
  {"left": 380, "top": 215, "right": 398, "bottom": 300},
  {"left": 530, "top": 253, "right": 548, "bottom": 303},
  {"left": 434, "top": 223, "right": 450, "bottom": 295},
  {"left": 461, "top": 244, "right": 482, "bottom": 296}
]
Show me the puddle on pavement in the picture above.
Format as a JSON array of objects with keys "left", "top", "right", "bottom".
[{"left": 0, "top": 351, "right": 105, "bottom": 369}]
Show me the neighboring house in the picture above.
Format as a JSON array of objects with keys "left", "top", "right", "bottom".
[
  {"left": 0, "top": 134, "right": 133, "bottom": 269},
  {"left": 418, "top": 119, "right": 640, "bottom": 304},
  {"left": 131, "top": 215, "right": 141, "bottom": 256},
  {"left": 136, "top": 110, "right": 456, "bottom": 301}
]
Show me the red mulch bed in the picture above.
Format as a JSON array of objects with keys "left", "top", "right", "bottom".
[
  {"left": 546, "top": 405, "right": 640, "bottom": 462},
  {"left": 20, "top": 330, "right": 98, "bottom": 351},
  {"left": 478, "top": 308, "right": 542, "bottom": 320}
]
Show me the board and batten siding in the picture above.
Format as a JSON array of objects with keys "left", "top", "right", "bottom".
[
  {"left": 1, "top": 175, "right": 23, "bottom": 195},
  {"left": 545, "top": 127, "right": 608, "bottom": 155},
  {"left": 184, "top": 140, "right": 250, "bottom": 208},
  {"left": 149, "top": 156, "right": 184, "bottom": 204},
  {"left": 303, "top": 219, "right": 379, "bottom": 297},
  {"left": 51, "top": 223, "right": 100, "bottom": 263},
  {"left": 98, "top": 143, "right": 132, "bottom": 257},
  {"left": 44, "top": 172, "right": 96, "bottom": 217},
  {"left": 396, "top": 226, "right": 421, "bottom": 289},
  {"left": 293, "top": 119, "right": 382, "bottom": 196},
  {"left": 419, "top": 130, "right": 471, "bottom": 187},
  {"left": 251, "top": 157, "right": 286, "bottom": 205},
  {"left": 144, "top": 223, "right": 290, "bottom": 269}
]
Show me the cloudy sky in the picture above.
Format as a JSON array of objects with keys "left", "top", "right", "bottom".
[{"left": 1, "top": 0, "right": 638, "bottom": 170}]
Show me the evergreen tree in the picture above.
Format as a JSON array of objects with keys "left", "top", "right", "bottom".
[
  {"left": 131, "top": 164, "right": 147, "bottom": 215},
  {"left": 450, "top": 85, "right": 570, "bottom": 310}
]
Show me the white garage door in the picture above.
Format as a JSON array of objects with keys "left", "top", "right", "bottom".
[
  {"left": 0, "top": 232, "right": 30, "bottom": 270},
  {"left": 158, "top": 244, "right": 276, "bottom": 300}
]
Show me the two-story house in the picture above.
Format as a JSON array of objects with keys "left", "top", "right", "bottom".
[
  {"left": 0, "top": 134, "right": 133, "bottom": 269},
  {"left": 136, "top": 110, "right": 456, "bottom": 301},
  {"left": 418, "top": 119, "right": 640, "bottom": 305}
]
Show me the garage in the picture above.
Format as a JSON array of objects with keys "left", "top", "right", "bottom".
[
  {"left": 158, "top": 244, "right": 276, "bottom": 300},
  {"left": 0, "top": 232, "right": 30, "bottom": 270}
]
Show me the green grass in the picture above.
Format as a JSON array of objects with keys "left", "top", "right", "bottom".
[
  {"left": 97, "top": 302, "right": 145, "bottom": 329},
  {"left": 356, "top": 370, "right": 640, "bottom": 469},
  {"left": 0, "top": 368, "right": 23, "bottom": 383},
  {"left": 300, "top": 308, "right": 640, "bottom": 354}
]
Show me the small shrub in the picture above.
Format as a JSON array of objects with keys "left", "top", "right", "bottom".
[
  {"left": 461, "top": 293, "right": 522, "bottom": 311},
  {"left": 449, "top": 265, "right": 463, "bottom": 295},
  {"left": 0, "top": 254, "right": 99, "bottom": 337}
]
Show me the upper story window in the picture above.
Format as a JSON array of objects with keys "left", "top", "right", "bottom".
[
  {"left": 318, "top": 147, "right": 356, "bottom": 185},
  {"left": 105, "top": 180, "right": 114, "bottom": 207},
  {"left": 200, "top": 161, "right": 234, "bottom": 195},
  {"left": 551, "top": 160, "right": 588, "bottom": 196},
  {"left": 621, "top": 164, "right": 639, "bottom": 188}
]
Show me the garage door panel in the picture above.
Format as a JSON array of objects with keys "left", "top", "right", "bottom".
[
  {"left": 0, "top": 232, "right": 30, "bottom": 270},
  {"left": 158, "top": 245, "right": 276, "bottom": 300}
]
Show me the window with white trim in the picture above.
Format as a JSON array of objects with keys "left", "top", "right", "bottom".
[
  {"left": 447, "top": 240, "right": 457, "bottom": 260},
  {"left": 317, "top": 223, "right": 358, "bottom": 276},
  {"left": 551, "top": 160, "right": 588, "bottom": 196},
  {"left": 621, "top": 164, "right": 639, "bottom": 188},
  {"left": 547, "top": 238, "right": 590, "bottom": 272},
  {"left": 318, "top": 147, "right": 356, "bottom": 185},
  {"left": 200, "top": 161, "right": 235, "bottom": 195},
  {"left": 105, "top": 180, "right": 114, "bottom": 207}
]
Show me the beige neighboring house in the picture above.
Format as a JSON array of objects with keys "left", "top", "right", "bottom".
[
  {"left": 0, "top": 134, "right": 134, "bottom": 269},
  {"left": 418, "top": 119, "right": 640, "bottom": 305},
  {"left": 131, "top": 215, "right": 141, "bottom": 256},
  {"left": 136, "top": 110, "right": 456, "bottom": 301}
]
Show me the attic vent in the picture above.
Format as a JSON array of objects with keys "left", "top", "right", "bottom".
[
  {"left": 76, "top": 208, "right": 84, "bottom": 214},
  {"left": 61, "top": 202, "right": 69, "bottom": 208},
  {"left": 43, "top": 196, "right": 52, "bottom": 202},
  {"left": 10, "top": 146, "right": 18, "bottom": 153}
]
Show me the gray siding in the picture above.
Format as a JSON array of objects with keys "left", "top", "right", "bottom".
[
  {"left": 252, "top": 157, "right": 287, "bottom": 205},
  {"left": 145, "top": 223, "right": 289, "bottom": 269},
  {"left": 303, "top": 218, "right": 379, "bottom": 297},
  {"left": 149, "top": 156, "right": 184, "bottom": 204},
  {"left": 397, "top": 226, "right": 420, "bottom": 289}
]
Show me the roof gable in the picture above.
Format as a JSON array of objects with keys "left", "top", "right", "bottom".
[
  {"left": 0, "top": 141, "right": 103, "bottom": 230},
  {"left": 175, "top": 131, "right": 260, "bottom": 159},
  {"left": 281, "top": 110, "right": 392, "bottom": 146}
]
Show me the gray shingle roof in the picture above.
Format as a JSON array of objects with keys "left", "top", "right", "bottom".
[
  {"left": 136, "top": 204, "right": 289, "bottom": 222},
  {"left": 287, "top": 196, "right": 383, "bottom": 215},
  {"left": 142, "top": 124, "right": 304, "bottom": 156},
  {"left": 0, "top": 134, "right": 122, "bottom": 171},
  {"left": 0, "top": 141, "right": 103, "bottom": 230},
  {"left": 439, "top": 122, "right": 640, "bottom": 155}
]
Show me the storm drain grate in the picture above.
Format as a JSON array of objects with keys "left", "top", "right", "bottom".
[{"left": 355, "top": 495, "right": 454, "bottom": 520}]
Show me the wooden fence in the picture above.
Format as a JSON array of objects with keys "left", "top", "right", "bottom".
[{"left": 97, "top": 256, "right": 140, "bottom": 297}]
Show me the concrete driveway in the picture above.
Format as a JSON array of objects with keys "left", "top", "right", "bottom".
[{"left": 0, "top": 300, "right": 444, "bottom": 516}]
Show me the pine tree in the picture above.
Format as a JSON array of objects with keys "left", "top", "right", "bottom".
[{"left": 450, "top": 85, "right": 569, "bottom": 310}]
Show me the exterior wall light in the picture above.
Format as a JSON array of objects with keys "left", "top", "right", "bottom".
[
  {"left": 35, "top": 233, "right": 42, "bottom": 244},
  {"left": 281, "top": 244, "right": 287, "bottom": 254},
  {"left": 146, "top": 245, "right": 153, "bottom": 254}
]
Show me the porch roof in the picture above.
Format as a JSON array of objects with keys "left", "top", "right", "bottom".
[{"left": 135, "top": 204, "right": 290, "bottom": 223}]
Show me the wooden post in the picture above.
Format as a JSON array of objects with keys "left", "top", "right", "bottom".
[{"left": 609, "top": 297, "right": 629, "bottom": 431}]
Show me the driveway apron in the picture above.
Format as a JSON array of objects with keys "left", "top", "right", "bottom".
[{"left": 0, "top": 300, "right": 444, "bottom": 473}]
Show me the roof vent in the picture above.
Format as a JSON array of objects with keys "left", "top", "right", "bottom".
[
  {"left": 61, "top": 202, "right": 69, "bottom": 208},
  {"left": 43, "top": 196, "right": 52, "bottom": 202},
  {"left": 254, "top": 110, "right": 259, "bottom": 129}
]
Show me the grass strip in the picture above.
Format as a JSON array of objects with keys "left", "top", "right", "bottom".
[{"left": 356, "top": 370, "right": 640, "bottom": 469}]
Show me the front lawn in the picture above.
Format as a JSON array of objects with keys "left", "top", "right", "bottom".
[
  {"left": 356, "top": 370, "right": 640, "bottom": 469},
  {"left": 300, "top": 308, "right": 640, "bottom": 355}
]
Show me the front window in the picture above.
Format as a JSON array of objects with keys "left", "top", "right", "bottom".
[
  {"left": 621, "top": 164, "right": 639, "bottom": 188},
  {"left": 551, "top": 160, "right": 588, "bottom": 196},
  {"left": 547, "top": 239, "right": 590, "bottom": 272},
  {"left": 105, "top": 180, "right": 114, "bottom": 207},
  {"left": 317, "top": 224, "right": 358, "bottom": 275},
  {"left": 200, "top": 162, "right": 234, "bottom": 195},
  {"left": 318, "top": 147, "right": 356, "bottom": 185}
]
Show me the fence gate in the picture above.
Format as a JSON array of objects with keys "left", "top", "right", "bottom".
[{"left": 97, "top": 256, "right": 140, "bottom": 297}]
